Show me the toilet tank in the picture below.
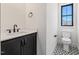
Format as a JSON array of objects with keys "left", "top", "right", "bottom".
[{"left": 62, "top": 31, "right": 71, "bottom": 38}]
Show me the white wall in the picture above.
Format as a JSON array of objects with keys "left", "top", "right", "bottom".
[
  {"left": 77, "top": 4, "right": 79, "bottom": 49},
  {"left": 58, "top": 3, "right": 78, "bottom": 47},
  {"left": 1, "top": 3, "right": 26, "bottom": 34},
  {"left": 46, "top": 3, "right": 58, "bottom": 55},
  {"left": 0, "top": 4, "right": 1, "bottom": 54},
  {"left": 25, "top": 4, "right": 46, "bottom": 55}
]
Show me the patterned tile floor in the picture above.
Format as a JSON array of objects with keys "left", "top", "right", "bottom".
[{"left": 53, "top": 43, "right": 79, "bottom": 55}]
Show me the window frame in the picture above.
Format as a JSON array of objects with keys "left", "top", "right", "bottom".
[{"left": 61, "top": 4, "right": 73, "bottom": 26}]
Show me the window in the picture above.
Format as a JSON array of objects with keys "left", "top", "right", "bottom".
[{"left": 61, "top": 4, "right": 73, "bottom": 26}]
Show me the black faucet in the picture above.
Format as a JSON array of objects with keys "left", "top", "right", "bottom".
[
  {"left": 6, "top": 24, "right": 20, "bottom": 33},
  {"left": 13, "top": 24, "right": 17, "bottom": 32}
]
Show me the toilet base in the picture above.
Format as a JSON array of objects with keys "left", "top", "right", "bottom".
[{"left": 63, "top": 44, "right": 70, "bottom": 52}]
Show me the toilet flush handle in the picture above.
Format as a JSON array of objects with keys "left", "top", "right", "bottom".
[{"left": 54, "top": 35, "right": 57, "bottom": 37}]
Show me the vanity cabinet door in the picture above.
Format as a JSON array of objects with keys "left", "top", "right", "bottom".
[
  {"left": 1, "top": 37, "right": 21, "bottom": 55},
  {"left": 23, "top": 33, "right": 37, "bottom": 55},
  {"left": 1, "top": 42, "right": 8, "bottom": 55}
]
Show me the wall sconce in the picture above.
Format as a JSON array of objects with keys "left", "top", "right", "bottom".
[{"left": 28, "top": 11, "right": 33, "bottom": 17}]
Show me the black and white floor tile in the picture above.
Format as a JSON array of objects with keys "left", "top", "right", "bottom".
[{"left": 53, "top": 43, "right": 79, "bottom": 55}]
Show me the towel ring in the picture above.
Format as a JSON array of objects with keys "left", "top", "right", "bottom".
[{"left": 28, "top": 12, "right": 33, "bottom": 17}]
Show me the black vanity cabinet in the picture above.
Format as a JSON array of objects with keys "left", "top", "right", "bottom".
[
  {"left": 1, "top": 37, "right": 21, "bottom": 55},
  {"left": 1, "top": 33, "right": 37, "bottom": 55},
  {"left": 23, "top": 33, "right": 37, "bottom": 55}
]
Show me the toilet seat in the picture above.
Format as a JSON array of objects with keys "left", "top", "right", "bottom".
[{"left": 62, "top": 38, "right": 71, "bottom": 44}]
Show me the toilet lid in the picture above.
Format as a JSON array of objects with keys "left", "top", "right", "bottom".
[{"left": 62, "top": 38, "right": 71, "bottom": 42}]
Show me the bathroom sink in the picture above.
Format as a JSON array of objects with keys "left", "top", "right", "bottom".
[
  {"left": 6, "top": 31, "right": 26, "bottom": 35},
  {"left": 1, "top": 29, "right": 37, "bottom": 41}
]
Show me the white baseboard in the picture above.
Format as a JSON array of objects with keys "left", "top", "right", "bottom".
[{"left": 78, "top": 46, "right": 79, "bottom": 50}]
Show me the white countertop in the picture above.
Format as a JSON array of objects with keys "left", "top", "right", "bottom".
[{"left": 1, "top": 29, "right": 37, "bottom": 41}]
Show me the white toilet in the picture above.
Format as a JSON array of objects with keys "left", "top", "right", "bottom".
[{"left": 62, "top": 31, "right": 71, "bottom": 52}]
